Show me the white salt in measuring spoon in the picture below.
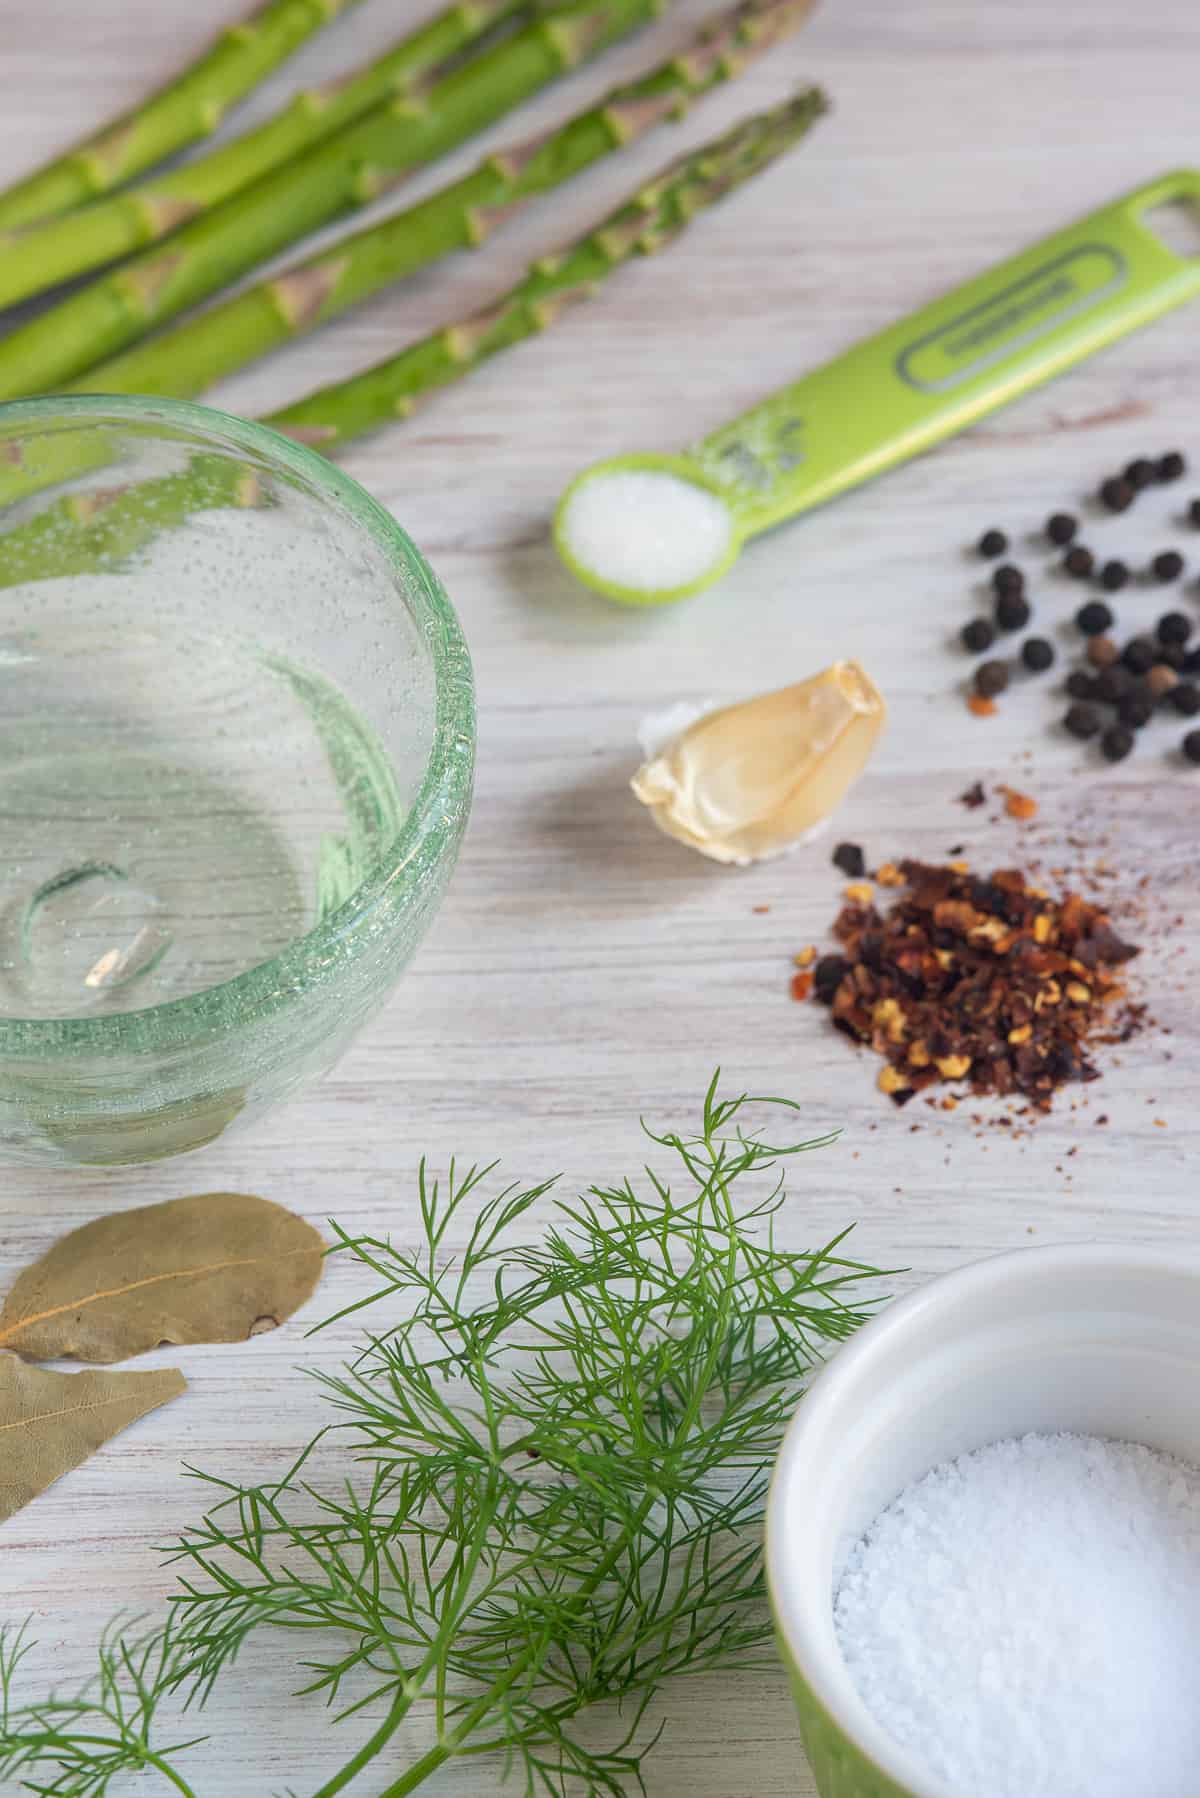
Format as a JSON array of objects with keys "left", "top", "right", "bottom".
[{"left": 554, "top": 170, "right": 1200, "bottom": 606}]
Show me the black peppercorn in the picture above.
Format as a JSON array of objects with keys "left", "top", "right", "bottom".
[
  {"left": 1188, "top": 498, "right": 1200, "bottom": 528},
  {"left": 1183, "top": 647, "right": 1200, "bottom": 676},
  {"left": 1183, "top": 730, "right": 1200, "bottom": 766},
  {"left": 1064, "top": 702, "right": 1102, "bottom": 739},
  {"left": 1075, "top": 600, "right": 1113, "bottom": 636},
  {"left": 1118, "top": 690, "right": 1153, "bottom": 729},
  {"left": 1157, "top": 611, "right": 1193, "bottom": 646},
  {"left": 1124, "top": 457, "right": 1156, "bottom": 490},
  {"left": 992, "top": 563, "right": 1025, "bottom": 596},
  {"left": 1021, "top": 636, "right": 1055, "bottom": 672},
  {"left": 1122, "top": 636, "right": 1158, "bottom": 675},
  {"left": 1152, "top": 550, "right": 1185, "bottom": 582},
  {"left": 974, "top": 659, "right": 1010, "bottom": 698},
  {"left": 1171, "top": 682, "right": 1200, "bottom": 717},
  {"left": 1157, "top": 451, "right": 1187, "bottom": 482},
  {"left": 977, "top": 528, "right": 1008, "bottom": 558},
  {"left": 1063, "top": 545, "right": 1095, "bottom": 578},
  {"left": 1065, "top": 670, "right": 1099, "bottom": 701},
  {"left": 1046, "top": 512, "right": 1078, "bottom": 546},
  {"left": 961, "top": 617, "right": 996, "bottom": 654},
  {"left": 813, "top": 954, "right": 851, "bottom": 1001},
  {"left": 994, "top": 591, "right": 1031, "bottom": 632},
  {"left": 1099, "top": 559, "right": 1129, "bottom": 592},
  {"left": 1101, "top": 724, "right": 1134, "bottom": 762},
  {"left": 832, "top": 842, "right": 866, "bottom": 878},
  {"left": 1099, "top": 477, "right": 1134, "bottom": 513},
  {"left": 1159, "top": 642, "right": 1188, "bottom": 671},
  {"left": 1095, "top": 666, "right": 1134, "bottom": 704}
]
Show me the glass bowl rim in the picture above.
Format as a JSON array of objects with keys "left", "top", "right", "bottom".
[{"left": 0, "top": 393, "right": 474, "bottom": 1058}]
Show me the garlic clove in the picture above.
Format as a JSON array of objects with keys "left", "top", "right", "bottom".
[{"left": 631, "top": 661, "right": 886, "bottom": 866}]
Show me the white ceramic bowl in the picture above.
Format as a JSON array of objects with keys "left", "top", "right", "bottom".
[{"left": 766, "top": 1244, "right": 1200, "bottom": 1798}]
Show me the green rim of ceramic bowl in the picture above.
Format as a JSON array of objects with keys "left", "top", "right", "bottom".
[{"left": 0, "top": 394, "right": 475, "bottom": 1056}]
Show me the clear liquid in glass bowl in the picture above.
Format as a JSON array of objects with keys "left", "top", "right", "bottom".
[{"left": 0, "top": 400, "right": 473, "bottom": 1166}]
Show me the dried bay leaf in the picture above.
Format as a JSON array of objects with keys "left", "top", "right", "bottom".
[
  {"left": 0, "top": 1193, "right": 325, "bottom": 1364},
  {"left": 0, "top": 1355, "right": 184, "bottom": 1522}
]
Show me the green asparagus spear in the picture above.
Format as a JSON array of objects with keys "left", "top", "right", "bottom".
[
  {"left": 68, "top": 0, "right": 815, "bottom": 404},
  {"left": 0, "top": 0, "right": 363, "bottom": 235},
  {"left": 0, "top": 2, "right": 528, "bottom": 312},
  {"left": 0, "top": 0, "right": 671, "bottom": 403},
  {"left": 0, "top": 87, "right": 826, "bottom": 594},
  {"left": 264, "top": 87, "right": 827, "bottom": 450}
]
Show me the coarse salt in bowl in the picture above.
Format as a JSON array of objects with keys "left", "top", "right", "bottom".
[{"left": 765, "top": 1244, "right": 1200, "bottom": 1798}]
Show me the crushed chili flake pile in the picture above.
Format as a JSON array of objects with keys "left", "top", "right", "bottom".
[{"left": 806, "top": 859, "right": 1145, "bottom": 1110}]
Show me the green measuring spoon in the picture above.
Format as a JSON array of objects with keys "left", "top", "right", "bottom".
[{"left": 554, "top": 169, "right": 1200, "bottom": 606}]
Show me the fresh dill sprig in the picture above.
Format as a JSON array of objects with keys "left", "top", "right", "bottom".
[{"left": 0, "top": 1077, "right": 888, "bottom": 1798}]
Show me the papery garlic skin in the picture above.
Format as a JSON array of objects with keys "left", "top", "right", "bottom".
[{"left": 631, "top": 661, "right": 886, "bottom": 866}]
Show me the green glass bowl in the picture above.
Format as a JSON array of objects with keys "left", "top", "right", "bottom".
[{"left": 0, "top": 396, "right": 474, "bottom": 1167}]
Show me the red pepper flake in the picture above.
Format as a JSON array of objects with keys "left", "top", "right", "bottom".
[
  {"left": 805, "top": 858, "right": 1144, "bottom": 1113},
  {"left": 1000, "top": 786, "right": 1038, "bottom": 821},
  {"left": 790, "top": 971, "right": 814, "bottom": 1002},
  {"left": 958, "top": 782, "right": 987, "bottom": 809},
  {"left": 967, "top": 694, "right": 997, "bottom": 718},
  {"left": 752, "top": 904, "right": 771, "bottom": 914}
]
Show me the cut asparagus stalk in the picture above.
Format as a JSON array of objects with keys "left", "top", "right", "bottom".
[
  {"left": 0, "top": 1, "right": 527, "bottom": 312},
  {"left": 266, "top": 87, "right": 827, "bottom": 449},
  {"left": 0, "top": 0, "right": 364, "bottom": 235},
  {"left": 0, "top": 88, "right": 827, "bottom": 593},
  {"left": 68, "top": 0, "right": 816, "bottom": 403},
  {"left": 0, "top": 0, "right": 672, "bottom": 402}
]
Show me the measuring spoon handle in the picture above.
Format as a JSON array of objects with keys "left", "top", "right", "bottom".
[{"left": 695, "top": 169, "right": 1200, "bottom": 537}]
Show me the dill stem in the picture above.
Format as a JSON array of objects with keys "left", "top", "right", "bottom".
[
  {"left": 360, "top": 1152, "right": 743, "bottom": 1798},
  {"left": 143, "top": 1750, "right": 201, "bottom": 1797}
]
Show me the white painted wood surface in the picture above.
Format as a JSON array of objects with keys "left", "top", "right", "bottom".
[{"left": 3, "top": 1, "right": 1200, "bottom": 1791}]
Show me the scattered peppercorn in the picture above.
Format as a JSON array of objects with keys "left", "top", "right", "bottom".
[
  {"left": 1086, "top": 635, "right": 1120, "bottom": 669},
  {"left": 1099, "top": 559, "right": 1129, "bottom": 592},
  {"left": 832, "top": 842, "right": 866, "bottom": 878},
  {"left": 1183, "top": 647, "right": 1200, "bottom": 676},
  {"left": 1124, "top": 457, "right": 1156, "bottom": 490},
  {"left": 1170, "top": 681, "right": 1200, "bottom": 717},
  {"left": 1075, "top": 600, "right": 1113, "bottom": 636},
  {"left": 1099, "top": 476, "right": 1134, "bottom": 513},
  {"left": 1095, "top": 665, "right": 1134, "bottom": 704},
  {"left": 1064, "top": 545, "right": 1095, "bottom": 578},
  {"left": 995, "top": 590, "right": 1031, "bottom": 631},
  {"left": 992, "top": 564, "right": 1025, "bottom": 597},
  {"left": 813, "top": 953, "right": 851, "bottom": 1001},
  {"left": 961, "top": 617, "right": 996, "bottom": 654},
  {"left": 1146, "top": 664, "right": 1179, "bottom": 700},
  {"left": 1157, "top": 611, "right": 1193, "bottom": 645},
  {"left": 1122, "top": 636, "right": 1157, "bottom": 675},
  {"left": 1157, "top": 451, "right": 1186, "bottom": 482},
  {"left": 977, "top": 528, "right": 1008, "bottom": 558},
  {"left": 811, "top": 861, "right": 1141, "bottom": 1111},
  {"left": 1117, "top": 691, "right": 1153, "bottom": 729},
  {"left": 1188, "top": 498, "right": 1200, "bottom": 527},
  {"left": 1184, "top": 730, "right": 1200, "bottom": 765},
  {"left": 1159, "top": 641, "right": 1187, "bottom": 671},
  {"left": 1101, "top": 725, "right": 1134, "bottom": 762},
  {"left": 1152, "top": 550, "right": 1185, "bottom": 582},
  {"left": 1021, "top": 636, "right": 1055, "bottom": 672},
  {"left": 1066, "top": 670, "right": 1099, "bottom": 700},
  {"left": 1046, "top": 512, "right": 1078, "bottom": 546},
  {"left": 1064, "top": 702, "right": 1102, "bottom": 740},
  {"left": 974, "top": 659, "right": 1010, "bottom": 698}
]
